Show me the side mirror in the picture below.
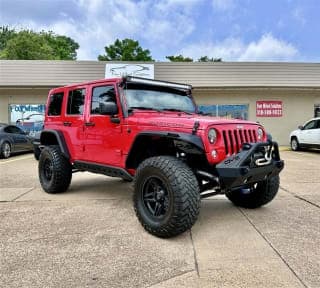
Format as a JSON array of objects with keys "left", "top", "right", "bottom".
[
  {"left": 298, "top": 125, "right": 304, "bottom": 130},
  {"left": 99, "top": 102, "right": 118, "bottom": 115}
]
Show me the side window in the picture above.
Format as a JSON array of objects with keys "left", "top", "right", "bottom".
[
  {"left": 4, "top": 126, "right": 22, "bottom": 134},
  {"left": 91, "top": 85, "right": 116, "bottom": 114},
  {"left": 4, "top": 126, "right": 12, "bottom": 133},
  {"left": 304, "top": 120, "right": 316, "bottom": 130},
  {"left": 67, "top": 89, "right": 85, "bottom": 115},
  {"left": 48, "top": 92, "right": 64, "bottom": 116}
]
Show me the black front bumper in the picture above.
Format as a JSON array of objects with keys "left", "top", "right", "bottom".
[{"left": 215, "top": 141, "right": 284, "bottom": 191}]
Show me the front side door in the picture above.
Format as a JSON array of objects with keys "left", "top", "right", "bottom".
[
  {"left": 82, "top": 83, "right": 123, "bottom": 166},
  {"left": 300, "top": 120, "right": 317, "bottom": 144},
  {"left": 311, "top": 119, "right": 320, "bottom": 145},
  {"left": 4, "top": 126, "right": 30, "bottom": 151}
]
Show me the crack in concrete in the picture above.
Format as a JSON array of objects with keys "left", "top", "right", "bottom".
[
  {"left": 239, "top": 208, "right": 308, "bottom": 288},
  {"left": 280, "top": 185, "right": 320, "bottom": 209},
  {"left": 11, "top": 187, "right": 35, "bottom": 201},
  {"left": 190, "top": 229, "right": 200, "bottom": 277},
  {"left": 146, "top": 270, "right": 195, "bottom": 288}
]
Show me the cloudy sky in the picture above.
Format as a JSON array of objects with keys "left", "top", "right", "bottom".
[{"left": 0, "top": 0, "right": 319, "bottom": 62}]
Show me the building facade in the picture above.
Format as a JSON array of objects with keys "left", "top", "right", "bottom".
[{"left": 0, "top": 60, "right": 319, "bottom": 144}]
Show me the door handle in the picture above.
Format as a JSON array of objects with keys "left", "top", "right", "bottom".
[
  {"left": 63, "top": 121, "right": 72, "bottom": 126},
  {"left": 85, "top": 122, "right": 95, "bottom": 127}
]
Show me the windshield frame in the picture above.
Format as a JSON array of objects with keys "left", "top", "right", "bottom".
[{"left": 122, "top": 83, "right": 197, "bottom": 114}]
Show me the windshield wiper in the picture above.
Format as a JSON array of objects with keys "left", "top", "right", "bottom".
[
  {"left": 162, "top": 108, "right": 193, "bottom": 115},
  {"left": 129, "top": 106, "right": 162, "bottom": 112}
]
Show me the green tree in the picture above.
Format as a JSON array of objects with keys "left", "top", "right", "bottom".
[
  {"left": 0, "top": 28, "right": 79, "bottom": 60},
  {"left": 198, "top": 56, "right": 222, "bottom": 62},
  {"left": 166, "top": 54, "right": 193, "bottom": 62},
  {"left": 98, "top": 38, "right": 153, "bottom": 61},
  {"left": 0, "top": 26, "right": 16, "bottom": 50}
]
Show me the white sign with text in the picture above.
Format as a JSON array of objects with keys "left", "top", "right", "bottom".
[{"left": 105, "top": 63, "right": 154, "bottom": 79}]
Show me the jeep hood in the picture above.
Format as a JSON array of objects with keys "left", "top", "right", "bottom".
[{"left": 133, "top": 112, "right": 260, "bottom": 130}]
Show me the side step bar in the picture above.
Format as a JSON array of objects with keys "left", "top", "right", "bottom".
[{"left": 73, "top": 161, "right": 133, "bottom": 181}]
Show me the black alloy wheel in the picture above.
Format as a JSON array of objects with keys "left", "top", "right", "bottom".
[{"left": 142, "top": 176, "right": 170, "bottom": 218}]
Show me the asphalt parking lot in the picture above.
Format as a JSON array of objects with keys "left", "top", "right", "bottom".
[{"left": 0, "top": 150, "right": 319, "bottom": 288}]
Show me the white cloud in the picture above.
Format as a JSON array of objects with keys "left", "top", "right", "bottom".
[
  {"left": 180, "top": 34, "right": 299, "bottom": 61},
  {"left": 239, "top": 34, "right": 298, "bottom": 61}
]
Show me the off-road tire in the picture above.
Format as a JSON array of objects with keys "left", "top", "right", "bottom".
[
  {"left": 0, "top": 142, "right": 11, "bottom": 159},
  {"left": 39, "top": 145, "right": 72, "bottom": 193},
  {"left": 133, "top": 156, "right": 200, "bottom": 238},
  {"left": 290, "top": 137, "right": 300, "bottom": 151},
  {"left": 226, "top": 175, "right": 280, "bottom": 209}
]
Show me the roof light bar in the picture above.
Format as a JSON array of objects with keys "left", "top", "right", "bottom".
[{"left": 124, "top": 76, "right": 192, "bottom": 90}]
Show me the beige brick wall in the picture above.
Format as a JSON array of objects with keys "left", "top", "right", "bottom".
[
  {"left": 193, "top": 88, "right": 320, "bottom": 145},
  {"left": 1, "top": 86, "right": 319, "bottom": 145}
]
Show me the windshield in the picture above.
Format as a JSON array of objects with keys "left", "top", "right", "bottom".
[{"left": 124, "top": 87, "right": 196, "bottom": 113}]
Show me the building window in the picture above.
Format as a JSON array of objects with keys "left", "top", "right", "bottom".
[
  {"left": 67, "top": 89, "right": 85, "bottom": 115},
  {"left": 9, "top": 104, "right": 45, "bottom": 136},
  {"left": 48, "top": 92, "right": 64, "bottom": 116},
  {"left": 198, "top": 104, "right": 249, "bottom": 120},
  {"left": 315, "top": 104, "right": 320, "bottom": 118}
]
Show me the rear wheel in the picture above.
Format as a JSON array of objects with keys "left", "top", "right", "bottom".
[
  {"left": 38, "top": 145, "right": 72, "bottom": 193},
  {"left": 133, "top": 156, "right": 200, "bottom": 238},
  {"left": 226, "top": 175, "right": 280, "bottom": 209},
  {"left": 290, "top": 137, "right": 300, "bottom": 151},
  {"left": 0, "top": 142, "right": 11, "bottom": 159}
]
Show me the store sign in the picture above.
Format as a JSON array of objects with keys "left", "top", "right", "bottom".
[
  {"left": 9, "top": 104, "right": 45, "bottom": 136},
  {"left": 105, "top": 63, "right": 154, "bottom": 79},
  {"left": 256, "top": 101, "right": 283, "bottom": 117}
]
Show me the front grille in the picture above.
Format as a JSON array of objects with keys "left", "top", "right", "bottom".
[{"left": 222, "top": 129, "right": 257, "bottom": 156}]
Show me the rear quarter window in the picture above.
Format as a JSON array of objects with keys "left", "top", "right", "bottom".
[{"left": 48, "top": 92, "right": 64, "bottom": 116}]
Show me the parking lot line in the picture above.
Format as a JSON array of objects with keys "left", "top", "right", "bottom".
[{"left": 0, "top": 155, "right": 33, "bottom": 165}]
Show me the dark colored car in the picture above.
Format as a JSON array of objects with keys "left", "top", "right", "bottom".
[{"left": 0, "top": 123, "right": 34, "bottom": 159}]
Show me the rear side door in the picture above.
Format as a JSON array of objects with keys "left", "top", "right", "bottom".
[
  {"left": 62, "top": 86, "right": 86, "bottom": 160},
  {"left": 81, "top": 83, "right": 123, "bottom": 166}
]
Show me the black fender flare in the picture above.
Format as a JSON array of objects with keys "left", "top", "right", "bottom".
[
  {"left": 125, "top": 131, "right": 205, "bottom": 169},
  {"left": 40, "top": 129, "right": 70, "bottom": 159}
]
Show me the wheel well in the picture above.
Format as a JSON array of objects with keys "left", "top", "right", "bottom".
[
  {"left": 40, "top": 132, "right": 59, "bottom": 146},
  {"left": 291, "top": 136, "right": 298, "bottom": 141},
  {"left": 125, "top": 134, "right": 207, "bottom": 170},
  {"left": 40, "top": 130, "right": 70, "bottom": 159}
]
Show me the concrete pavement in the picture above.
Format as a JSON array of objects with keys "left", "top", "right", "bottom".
[{"left": 0, "top": 150, "right": 319, "bottom": 287}]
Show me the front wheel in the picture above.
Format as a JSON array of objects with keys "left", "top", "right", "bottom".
[
  {"left": 39, "top": 145, "right": 72, "bottom": 193},
  {"left": 226, "top": 175, "right": 280, "bottom": 209},
  {"left": 133, "top": 156, "right": 201, "bottom": 238},
  {"left": 290, "top": 137, "right": 300, "bottom": 151}
]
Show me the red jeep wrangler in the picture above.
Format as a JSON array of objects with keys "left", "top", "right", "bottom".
[{"left": 38, "top": 76, "right": 284, "bottom": 238}]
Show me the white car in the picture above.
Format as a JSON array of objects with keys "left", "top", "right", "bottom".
[{"left": 290, "top": 117, "right": 320, "bottom": 151}]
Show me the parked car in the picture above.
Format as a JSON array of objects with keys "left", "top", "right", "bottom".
[
  {"left": 0, "top": 123, "right": 34, "bottom": 158},
  {"left": 290, "top": 117, "right": 320, "bottom": 151}
]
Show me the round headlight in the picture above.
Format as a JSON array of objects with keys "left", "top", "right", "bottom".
[
  {"left": 208, "top": 128, "right": 217, "bottom": 144},
  {"left": 257, "top": 128, "right": 263, "bottom": 140}
]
